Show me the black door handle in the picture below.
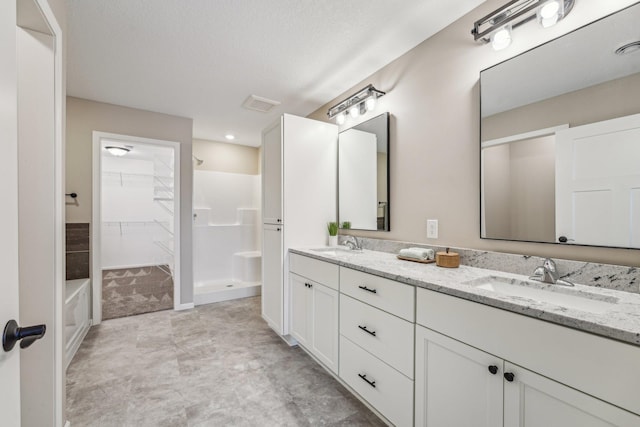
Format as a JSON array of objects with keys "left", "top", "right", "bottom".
[
  {"left": 2, "top": 320, "right": 46, "bottom": 352},
  {"left": 488, "top": 365, "right": 498, "bottom": 375},
  {"left": 504, "top": 372, "right": 515, "bottom": 382},
  {"left": 358, "top": 325, "right": 377, "bottom": 336},
  {"left": 358, "top": 285, "right": 377, "bottom": 294},
  {"left": 358, "top": 373, "right": 376, "bottom": 388}
]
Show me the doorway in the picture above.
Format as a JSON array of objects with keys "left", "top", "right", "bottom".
[{"left": 92, "top": 132, "right": 182, "bottom": 325}]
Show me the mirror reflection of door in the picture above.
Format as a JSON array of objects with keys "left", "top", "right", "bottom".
[
  {"left": 339, "top": 128, "right": 378, "bottom": 230},
  {"left": 555, "top": 113, "right": 640, "bottom": 247}
]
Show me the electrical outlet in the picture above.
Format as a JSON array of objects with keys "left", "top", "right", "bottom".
[{"left": 427, "top": 219, "right": 438, "bottom": 239}]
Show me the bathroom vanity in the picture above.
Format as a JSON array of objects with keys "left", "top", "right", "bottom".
[{"left": 288, "top": 247, "right": 640, "bottom": 426}]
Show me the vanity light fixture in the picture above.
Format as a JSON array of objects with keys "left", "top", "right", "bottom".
[
  {"left": 225, "top": 134, "right": 235, "bottom": 140},
  {"left": 472, "top": 0, "right": 574, "bottom": 50},
  {"left": 105, "top": 146, "right": 131, "bottom": 157},
  {"left": 327, "top": 84, "right": 385, "bottom": 123}
]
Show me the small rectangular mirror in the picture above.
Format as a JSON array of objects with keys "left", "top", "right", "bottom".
[{"left": 338, "top": 112, "right": 390, "bottom": 231}]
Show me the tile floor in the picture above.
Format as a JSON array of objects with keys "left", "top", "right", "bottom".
[{"left": 66, "top": 296, "right": 386, "bottom": 426}]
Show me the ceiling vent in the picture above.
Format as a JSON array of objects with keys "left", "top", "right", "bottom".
[{"left": 242, "top": 95, "right": 281, "bottom": 113}]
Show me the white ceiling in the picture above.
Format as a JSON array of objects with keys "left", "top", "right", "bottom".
[{"left": 66, "top": 0, "right": 485, "bottom": 147}]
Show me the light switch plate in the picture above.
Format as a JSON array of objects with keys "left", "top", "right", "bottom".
[{"left": 427, "top": 219, "right": 438, "bottom": 239}]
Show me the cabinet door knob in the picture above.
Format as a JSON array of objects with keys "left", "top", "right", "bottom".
[
  {"left": 504, "top": 372, "right": 515, "bottom": 382},
  {"left": 488, "top": 365, "right": 498, "bottom": 375}
]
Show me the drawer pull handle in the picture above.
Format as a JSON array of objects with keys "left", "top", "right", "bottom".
[
  {"left": 305, "top": 282, "right": 313, "bottom": 288},
  {"left": 358, "top": 325, "right": 376, "bottom": 336},
  {"left": 358, "top": 373, "right": 376, "bottom": 388},
  {"left": 504, "top": 372, "right": 515, "bottom": 382},
  {"left": 488, "top": 365, "right": 498, "bottom": 375},
  {"left": 358, "top": 285, "right": 377, "bottom": 294}
]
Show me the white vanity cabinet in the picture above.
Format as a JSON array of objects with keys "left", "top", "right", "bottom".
[
  {"left": 289, "top": 254, "right": 339, "bottom": 374},
  {"left": 415, "top": 288, "right": 640, "bottom": 427},
  {"left": 339, "top": 267, "right": 415, "bottom": 427}
]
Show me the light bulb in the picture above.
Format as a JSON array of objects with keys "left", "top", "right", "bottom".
[
  {"left": 366, "top": 96, "right": 376, "bottom": 111},
  {"left": 491, "top": 26, "right": 512, "bottom": 51},
  {"left": 538, "top": 0, "right": 561, "bottom": 28},
  {"left": 225, "top": 134, "right": 235, "bottom": 140},
  {"left": 349, "top": 105, "right": 360, "bottom": 118},
  {"left": 336, "top": 112, "right": 346, "bottom": 125}
]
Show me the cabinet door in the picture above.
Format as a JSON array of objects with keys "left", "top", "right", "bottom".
[
  {"left": 504, "top": 362, "right": 640, "bottom": 427},
  {"left": 415, "top": 326, "right": 503, "bottom": 427},
  {"left": 262, "top": 224, "right": 283, "bottom": 334},
  {"left": 311, "top": 283, "right": 339, "bottom": 374},
  {"left": 289, "top": 273, "right": 311, "bottom": 347},
  {"left": 262, "top": 119, "right": 282, "bottom": 224}
]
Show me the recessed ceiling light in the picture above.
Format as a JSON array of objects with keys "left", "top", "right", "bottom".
[{"left": 225, "top": 134, "right": 235, "bottom": 140}]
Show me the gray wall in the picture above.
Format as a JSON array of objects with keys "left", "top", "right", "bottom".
[
  {"left": 66, "top": 96, "right": 194, "bottom": 304},
  {"left": 308, "top": 0, "right": 640, "bottom": 267}
]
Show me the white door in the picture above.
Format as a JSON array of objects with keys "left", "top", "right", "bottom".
[
  {"left": 0, "top": 3, "right": 22, "bottom": 423},
  {"left": 289, "top": 273, "right": 311, "bottom": 347},
  {"left": 503, "top": 362, "right": 640, "bottom": 427},
  {"left": 262, "top": 224, "right": 283, "bottom": 334},
  {"left": 338, "top": 128, "right": 378, "bottom": 229},
  {"left": 2, "top": 1, "right": 63, "bottom": 425},
  {"left": 262, "top": 118, "right": 283, "bottom": 225},
  {"left": 310, "top": 282, "right": 339, "bottom": 374},
  {"left": 415, "top": 326, "right": 503, "bottom": 427},
  {"left": 555, "top": 113, "right": 640, "bottom": 247}
]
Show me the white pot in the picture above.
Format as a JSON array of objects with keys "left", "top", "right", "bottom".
[{"left": 328, "top": 235, "right": 338, "bottom": 247}]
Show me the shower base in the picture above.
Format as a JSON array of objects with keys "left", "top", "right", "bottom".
[{"left": 194, "top": 280, "right": 261, "bottom": 306}]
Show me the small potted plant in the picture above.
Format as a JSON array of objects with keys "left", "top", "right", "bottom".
[
  {"left": 327, "top": 221, "right": 338, "bottom": 246},
  {"left": 340, "top": 221, "right": 351, "bottom": 230}
]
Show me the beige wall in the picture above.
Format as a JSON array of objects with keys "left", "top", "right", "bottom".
[
  {"left": 66, "top": 96, "right": 195, "bottom": 303},
  {"left": 309, "top": 0, "right": 640, "bottom": 267},
  {"left": 193, "top": 138, "right": 259, "bottom": 174},
  {"left": 482, "top": 72, "right": 640, "bottom": 140}
]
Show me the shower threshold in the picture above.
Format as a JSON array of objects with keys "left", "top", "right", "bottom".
[{"left": 194, "top": 280, "right": 261, "bottom": 306}]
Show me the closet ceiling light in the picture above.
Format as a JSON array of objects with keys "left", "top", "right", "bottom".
[
  {"left": 472, "top": 0, "right": 574, "bottom": 49},
  {"left": 105, "top": 146, "right": 130, "bottom": 156},
  {"left": 225, "top": 134, "right": 235, "bottom": 140},
  {"left": 327, "top": 84, "right": 386, "bottom": 123}
]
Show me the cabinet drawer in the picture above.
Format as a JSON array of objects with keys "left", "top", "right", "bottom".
[
  {"left": 340, "top": 294, "right": 414, "bottom": 378},
  {"left": 340, "top": 267, "right": 414, "bottom": 321},
  {"left": 289, "top": 253, "right": 339, "bottom": 290},
  {"left": 340, "top": 336, "right": 413, "bottom": 427}
]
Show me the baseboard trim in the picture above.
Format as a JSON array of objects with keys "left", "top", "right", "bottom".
[{"left": 174, "top": 302, "right": 194, "bottom": 311}]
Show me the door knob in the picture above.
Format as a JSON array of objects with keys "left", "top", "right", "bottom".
[
  {"left": 504, "top": 372, "right": 515, "bottom": 382},
  {"left": 2, "top": 319, "right": 46, "bottom": 352}
]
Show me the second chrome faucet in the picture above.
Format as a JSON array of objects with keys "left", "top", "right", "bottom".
[{"left": 529, "top": 258, "right": 574, "bottom": 287}]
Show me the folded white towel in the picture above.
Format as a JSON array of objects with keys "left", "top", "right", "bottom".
[{"left": 399, "top": 247, "right": 434, "bottom": 260}]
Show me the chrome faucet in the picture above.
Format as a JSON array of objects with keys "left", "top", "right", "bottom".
[
  {"left": 529, "top": 258, "right": 574, "bottom": 287},
  {"left": 343, "top": 235, "right": 362, "bottom": 251}
]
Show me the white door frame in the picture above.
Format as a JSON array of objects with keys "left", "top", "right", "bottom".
[{"left": 92, "top": 132, "right": 182, "bottom": 325}]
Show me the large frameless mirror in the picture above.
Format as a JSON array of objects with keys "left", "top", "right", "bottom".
[{"left": 480, "top": 3, "right": 640, "bottom": 249}]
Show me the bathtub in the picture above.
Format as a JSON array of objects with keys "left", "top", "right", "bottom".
[{"left": 65, "top": 278, "right": 91, "bottom": 370}]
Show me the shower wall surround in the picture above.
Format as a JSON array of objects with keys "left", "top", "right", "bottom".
[
  {"left": 66, "top": 223, "right": 89, "bottom": 280},
  {"left": 346, "top": 237, "right": 640, "bottom": 294}
]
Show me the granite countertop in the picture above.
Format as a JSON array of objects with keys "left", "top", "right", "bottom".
[{"left": 290, "top": 247, "right": 640, "bottom": 347}]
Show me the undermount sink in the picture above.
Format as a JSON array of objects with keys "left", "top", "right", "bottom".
[
  {"left": 463, "top": 275, "right": 619, "bottom": 314},
  {"left": 310, "top": 246, "right": 359, "bottom": 257}
]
